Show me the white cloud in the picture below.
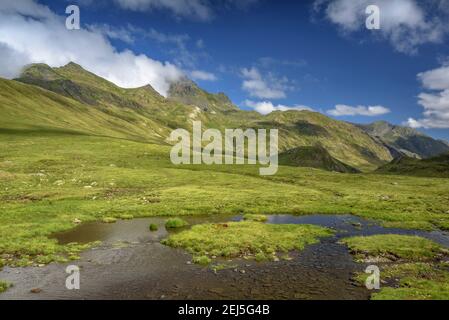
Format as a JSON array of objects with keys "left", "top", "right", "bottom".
[
  {"left": 87, "top": 24, "right": 135, "bottom": 44},
  {"left": 190, "top": 70, "right": 217, "bottom": 81},
  {"left": 241, "top": 67, "right": 293, "bottom": 99},
  {"left": 114, "top": 0, "right": 213, "bottom": 21},
  {"left": 327, "top": 104, "right": 391, "bottom": 116},
  {"left": 112, "top": 0, "right": 260, "bottom": 21},
  {"left": 244, "top": 100, "right": 313, "bottom": 115},
  {"left": 314, "top": 0, "right": 449, "bottom": 54},
  {"left": 0, "top": 0, "right": 184, "bottom": 96},
  {"left": 407, "top": 64, "right": 449, "bottom": 128}
]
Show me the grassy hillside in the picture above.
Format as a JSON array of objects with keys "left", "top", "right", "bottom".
[
  {"left": 1, "top": 132, "right": 449, "bottom": 267},
  {"left": 279, "top": 146, "right": 360, "bottom": 173},
  {"left": 376, "top": 154, "right": 449, "bottom": 178},
  {"left": 10, "top": 63, "right": 394, "bottom": 171}
]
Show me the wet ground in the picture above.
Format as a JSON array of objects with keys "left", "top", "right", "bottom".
[{"left": 1, "top": 214, "right": 448, "bottom": 300}]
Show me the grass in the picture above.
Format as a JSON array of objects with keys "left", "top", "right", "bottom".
[
  {"left": 149, "top": 223, "right": 158, "bottom": 231},
  {"left": 341, "top": 235, "right": 446, "bottom": 262},
  {"left": 165, "top": 218, "right": 189, "bottom": 229},
  {"left": 161, "top": 221, "right": 333, "bottom": 264},
  {"left": 102, "top": 217, "right": 117, "bottom": 224},
  {"left": 343, "top": 234, "right": 449, "bottom": 300},
  {"left": 243, "top": 214, "right": 268, "bottom": 222},
  {"left": 371, "top": 263, "right": 449, "bottom": 300},
  {"left": 0, "top": 133, "right": 449, "bottom": 267},
  {"left": 0, "top": 280, "right": 11, "bottom": 293},
  {"left": 119, "top": 214, "right": 133, "bottom": 220}
]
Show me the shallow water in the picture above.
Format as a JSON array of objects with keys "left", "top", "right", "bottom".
[{"left": 1, "top": 214, "right": 448, "bottom": 300}]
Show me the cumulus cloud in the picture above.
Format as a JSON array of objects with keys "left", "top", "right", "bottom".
[
  {"left": 190, "top": 70, "right": 217, "bottom": 81},
  {"left": 244, "top": 100, "right": 313, "bottom": 115},
  {"left": 314, "top": 0, "right": 449, "bottom": 54},
  {"left": 327, "top": 104, "right": 391, "bottom": 116},
  {"left": 241, "top": 67, "right": 293, "bottom": 100},
  {"left": 407, "top": 64, "right": 449, "bottom": 128},
  {"left": 0, "top": 0, "right": 184, "bottom": 96}
]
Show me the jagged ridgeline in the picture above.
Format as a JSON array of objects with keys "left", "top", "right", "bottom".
[
  {"left": 1, "top": 62, "right": 446, "bottom": 172},
  {"left": 357, "top": 121, "right": 449, "bottom": 159}
]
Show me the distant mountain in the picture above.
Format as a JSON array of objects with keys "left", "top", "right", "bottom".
[
  {"left": 279, "top": 146, "right": 360, "bottom": 173},
  {"left": 168, "top": 77, "right": 239, "bottom": 113},
  {"left": 357, "top": 121, "right": 449, "bottom": 159},
  {"left": 376, "top": 153, "right": 449, "bottom": 178},
  {"left": 2, "top": 62, "right": 398, "bottom": 171}
]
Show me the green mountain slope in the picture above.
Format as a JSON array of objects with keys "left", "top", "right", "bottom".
[
  {"left": 279, "top": 146, "right": 360, "bottom": 173},
  {"left": 358, "top": 121, "right": 449, "bottom": 159},
  {"left": 376, "top": 154, "right": 449, "bottom": 178},
  {"left": 4, "top": 62, "right": 396, "bottom": 171}
]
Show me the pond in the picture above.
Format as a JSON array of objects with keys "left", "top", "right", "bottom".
[{"left": 1, "top": 214, "right": 448, "bottom": 300}]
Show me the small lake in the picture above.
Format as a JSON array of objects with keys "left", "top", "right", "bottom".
[{"left": 1, "top": 214, "right": 448, "bottom": 300}]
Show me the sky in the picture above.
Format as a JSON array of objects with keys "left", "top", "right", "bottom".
[{"left": 1, "top": 0, "right": 449, "bottom": 140}]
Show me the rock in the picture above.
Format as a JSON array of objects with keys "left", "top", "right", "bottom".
[
  {"left": 240, "top": 270, "right": 246, "bottom": 274},
  {"left": 273, "top": 257, "right": 280, "bottom": 262},
  {"left": 38, "top": 264, "right": 45, "bottom": 268},
  {"left": 30, "top": 288, "right": 42, "bottom": 294},
  {"left": 73, "top": 218, "right": 82, "bottom": 224}
]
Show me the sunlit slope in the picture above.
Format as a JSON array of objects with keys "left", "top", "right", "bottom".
[
  {"left": 9, "top": 62, "right": 395, "bottom": 171},
  {"left": 376, "top": 154, "right": 449, "bottom": 178},
  {"left": 0, "top": 78, "right": 166, "bottom": 142}
]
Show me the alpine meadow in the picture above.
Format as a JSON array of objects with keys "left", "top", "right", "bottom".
[{"left": 1, "top": 0, "right": 449, "bottom": 303}]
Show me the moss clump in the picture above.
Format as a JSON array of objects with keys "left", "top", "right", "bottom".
[
  {"left": 165, "top": 218, "right": 189, "bottom": 229},
  {"left": 119, "top": 214, "right": 133, "bottom": 220},
  {"left": 243, "top": 214, "right": 268, "bottom": 222},
  {"left": 162, "top": 221, "right": 333, "bottom": 263},
  {"left": 344, "top": 234, "right": 449, "bottom": 300},
  {"left": 149, "top": 223, "right": 158, "bottom": 231},
  {"left": 341, "top": 235, "right": 446, "bottom": 262},
  {"left": 372, "top": 263, "right": 449, "bottom": 300},
  {"left": 192, "top": 255, "right": 211, "bottom": 266},
  {"left": 0, "top": 281, "right": 12, "bottom": 293},
  {"left": 102, "top": 217, "right": 117, "bottom": 224}
]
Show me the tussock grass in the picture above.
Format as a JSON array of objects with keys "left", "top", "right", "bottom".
[
  {"left": 165, "top": 218, "right": 189, "bottom": 229},
  {"left": 162, "top": 221, "right": 333, "bottom": 264},
  {"left": 341, "top": 235, "right": 446, "bottom": 262}
]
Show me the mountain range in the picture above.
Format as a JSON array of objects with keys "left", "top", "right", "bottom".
[{"left": 1, "top": 62, "right": 448, "bottom": 173}]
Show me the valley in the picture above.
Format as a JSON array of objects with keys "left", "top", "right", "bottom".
[{"left": 1, "top": 63, "right": 449, "bottom": 300}]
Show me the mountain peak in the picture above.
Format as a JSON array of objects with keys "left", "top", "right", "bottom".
[
  {"left": 168, "top": 77, "right": 238, "bottom": 113},
  {"left": 63, "top": 61, "right": 84, "bottom": 69}
]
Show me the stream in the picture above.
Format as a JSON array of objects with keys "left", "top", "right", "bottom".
[{"left": 1, "top": 214, "right": 448, "bottom": 300}]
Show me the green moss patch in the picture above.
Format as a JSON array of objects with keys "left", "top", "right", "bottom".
[
  {"left": 149, "top": 223, "right": 158, "bottom": 231},
  {"left": 341, "top": 235, "right": 446, "bottom": 262},
  {"left": 0, "top": 280, "right": 12, "bottom": 293},
  {"left": 102, "top": 217, "right": 117, "bottom": 224},
  {"left": 165, "top": 218, "right": 189, "bottom": 229},
  {"left": 162, "top": 221, "right": 333, "bottom": 265},
  {"left": 372, "top": 263, "right": 449, "bottom": 300}
]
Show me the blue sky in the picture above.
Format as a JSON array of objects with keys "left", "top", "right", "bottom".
[{"left": 1, "top": 0, "right": 449, "bottom": 140}]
